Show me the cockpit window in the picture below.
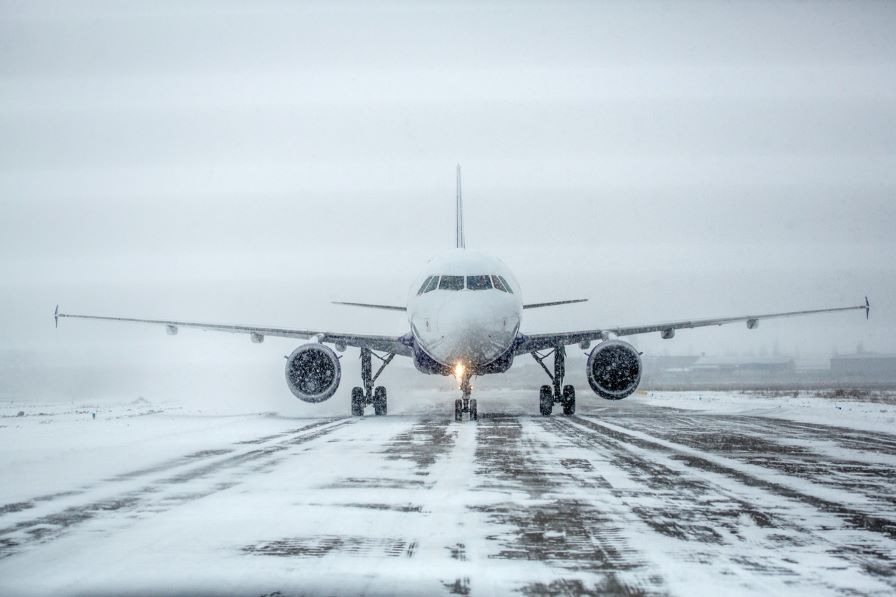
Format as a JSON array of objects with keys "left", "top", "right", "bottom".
[
  {"left": 492, "top": 275, "right": 509, "bottom": 293},
  {"left": 496, "top": 275, "right": 514, "bottom": 294},
  {"left": 498, "top": 276, "right": 513, "bottom": 293},
  {"left": 423, "top": 276, "right": 439, "bottom": 293},
  {"left": 466, "top": 275, "right": 492, "bottom": 290},
  {"left": 417, "top": 276, "right": 433, "bottom": 295},
  {"left": 438, "top": 275, "right": 465, "bottom": 290}
]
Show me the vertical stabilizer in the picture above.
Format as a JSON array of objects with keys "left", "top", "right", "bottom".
[{"left": 456, "top": 164, "right": 465, "bottom": 249}]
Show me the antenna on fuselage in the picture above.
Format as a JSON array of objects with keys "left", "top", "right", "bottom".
[{"left": 456, "top": 164, "right": 465, "bottom": 249}]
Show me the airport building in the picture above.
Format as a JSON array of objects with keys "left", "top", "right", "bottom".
[
  {"left": 690, "top": 356, "right": 796, "bottom": 376},
  {"left": 830, "top": 353, "right": 896, "bottom": 380}
]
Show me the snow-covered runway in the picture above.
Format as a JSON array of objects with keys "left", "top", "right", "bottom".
[{"left": 1, "top": 391, "right": 895, "bottom": 596}]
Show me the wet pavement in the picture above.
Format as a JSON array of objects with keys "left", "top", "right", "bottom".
[{"left": 0, "top": 401, "right": 895, "bottom": 595}]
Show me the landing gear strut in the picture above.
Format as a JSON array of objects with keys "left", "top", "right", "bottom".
[
  {"left": 454, "top": 371, "right": 478, "bottom": 422},
  {"left": 351, "top": 347, "right": 394, "bottom": 416},
  {"left": 531, "top": 346, "right": 575, "bottom": 416}
]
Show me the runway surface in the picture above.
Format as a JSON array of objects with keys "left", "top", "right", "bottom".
[{"left": 1, "top": 392, "right": 895, "bottom": 596}]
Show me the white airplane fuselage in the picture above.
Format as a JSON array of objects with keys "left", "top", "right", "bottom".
[{"left": 407, "top": 249, "right": 522, "bottom": 372}]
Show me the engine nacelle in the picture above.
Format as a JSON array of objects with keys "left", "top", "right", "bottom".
[
  {"left": 284, "top": 343, "right": 341, "bottom": 403},
  {"left": 586, "top": 339, "right": 642, "bottom": 400}
]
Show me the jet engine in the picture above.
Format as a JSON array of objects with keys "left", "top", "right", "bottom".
[
  {"left": 586, "top": 339, "right": 642, "bottom": 400},
  {"left": 284, "top": 343, "right": 341, "bottom": 402}
]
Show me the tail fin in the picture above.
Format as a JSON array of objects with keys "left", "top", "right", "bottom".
[{"left": 455, "top": 164, "right": 465, "bottom": 249}]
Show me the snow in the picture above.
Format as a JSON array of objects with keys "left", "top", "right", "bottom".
[
  {"left": 1, "top": 390, "right": 894, "bottom": 595},
  {"left": 635, "top": 389, "right": 896, "bottom": 434}
]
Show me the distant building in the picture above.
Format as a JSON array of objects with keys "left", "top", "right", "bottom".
[
  {"left": 642, "top": 355, "right": 700, "bottom": 373},
  {"left": 640, "top": 355, "right": 799, "bottom": 388},
  {"left": 691, "top": 356, "right": 795, "bottom": 375},
  {"left": 830, "top": 354, "right": 896, "bottom": 379}
]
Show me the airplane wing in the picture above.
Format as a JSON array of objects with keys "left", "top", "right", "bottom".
[
  {"left": 54, "top": 306, "right": 412, "bottom": 356},
  {"left": 515, "top": 298, "right": 870, "bottom": 354},
  {"left": 332, "top": 301, "right": 406, "bottom": 311},
  {"left": 334, "top": 299, "right": 592, "bottom": 311},
  {"left": 523, "top": 298, "right": 588, "bottom": 309}
]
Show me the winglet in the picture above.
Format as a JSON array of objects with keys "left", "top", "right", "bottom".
[
  {"left": 865, "top": 296, "right": 870, "bottom": 320},
  {"left": 54, "top": 304, "right": 59, "bottom": 328},
  {"left": 455, "top": 164, "right": 465, "bottom": 249}
]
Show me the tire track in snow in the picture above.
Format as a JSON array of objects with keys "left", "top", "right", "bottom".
[
  {"left": 0, "top": 419, "right": 341, "bottom": 521},
  {"left": 0, "top": 417, "right": 353, "bottom": 559},
  {"left": 574, "top": 415, "right": 896, "bottom": 540},
  {"left": 242, "top": 416, "right": 474, "bottom": 594},
  {"left": 472, "top": 415, "right": 662, "bottom": 596},
  {"left": 553, "top": 414, "right": 896, "bottom": 593},
  {"left": 598, "top": 411, "right": 896, "bottom": 512}
]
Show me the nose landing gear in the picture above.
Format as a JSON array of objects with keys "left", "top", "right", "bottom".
[
  {"left": 532, "top": 346, "right": 576, "bottom": 416},
  {"left": 454, "top": 372, "right": 478, "bottom": 422},
  {"left": 351, "top": 347, "right": 394, "bottom": 417}
]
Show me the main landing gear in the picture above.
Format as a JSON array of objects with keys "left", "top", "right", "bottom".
[
  {"left": 351, "top": 347, "right": 395, "bottom": 417},
  {"left": 454, "top": 371, "right": 478, "bottom": 422},
  {"left": 531, "top": 346, "right": 576, "bottom": 416}
]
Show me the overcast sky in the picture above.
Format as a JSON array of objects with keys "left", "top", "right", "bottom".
[{"left": 1, "top": 1, "right": 893, "bottom": 403}]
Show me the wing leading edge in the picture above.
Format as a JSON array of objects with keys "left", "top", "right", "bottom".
[
  {"left": 332, "top": 301, "right": 406, "bottom": 311},
  {"left": 523, "top": 298, "right": 588, "bottom": 309},
  {"left": 54, "top": 307, "right": 412, "bottom": 356},
  {"left": 515, "top": 298, "right": 870, "bottom": 354}
]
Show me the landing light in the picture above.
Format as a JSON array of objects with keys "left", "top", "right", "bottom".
[{"left": 454, "top": 362, "right": 465, "bottom": 383}]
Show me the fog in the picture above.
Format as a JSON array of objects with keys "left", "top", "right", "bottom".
[{"left": 1, "top": 1, "right": 893, "bottom": 407}]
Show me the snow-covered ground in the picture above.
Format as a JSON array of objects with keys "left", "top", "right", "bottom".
[
  {"left": 1, "top": 389, "right": 895, "bottom": 596},
  {"left": 636, "top": 389, "right": 896, "bottom": 434}
]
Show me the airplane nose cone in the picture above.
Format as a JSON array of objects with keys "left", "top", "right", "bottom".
[{"left": 430, "top": 299, "right": 516, "bottom": 365}]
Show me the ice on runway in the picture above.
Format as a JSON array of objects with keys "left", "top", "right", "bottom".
[{"left": 1, "top": 390, "right": 895, "bottom": 596}]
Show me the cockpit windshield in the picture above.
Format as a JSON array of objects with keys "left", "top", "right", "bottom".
[
  {"left": 417, "top": 276, "right": 434, "bottom": 295},
  {"left": 491, "top": 275, "right": 513, "bottom": 293},
  {"left": 438, "top": 275, "right": 465, "bottom": 291},
  {"left": 466, "top": 275, "right": 492, "bottom": 290},
  {"left": 420, "top": 274, "right": 511, "bottom": 292}
]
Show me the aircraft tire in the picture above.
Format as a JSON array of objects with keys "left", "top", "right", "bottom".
[
  {"left": 454, "top": 399, "right": 463, "bottom": 422},
  {"left": 373, "top": 386, "right": 387, "bottom": 416},
  {"left": 470, "top": 399, "right": 478, "bottom": 421},
  {"left": 562, "top": 385, "right": 576, "bottom": 416},
  {"left": 351, "top": 387, "right": 365, "bottom": 416},
  {"left": 539, "top": 385, "right": 553, "bottom": 416}
]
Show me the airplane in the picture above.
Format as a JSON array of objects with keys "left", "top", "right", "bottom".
[{"left": 55, "top": 166, "right": 871, "bottom": 421}]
